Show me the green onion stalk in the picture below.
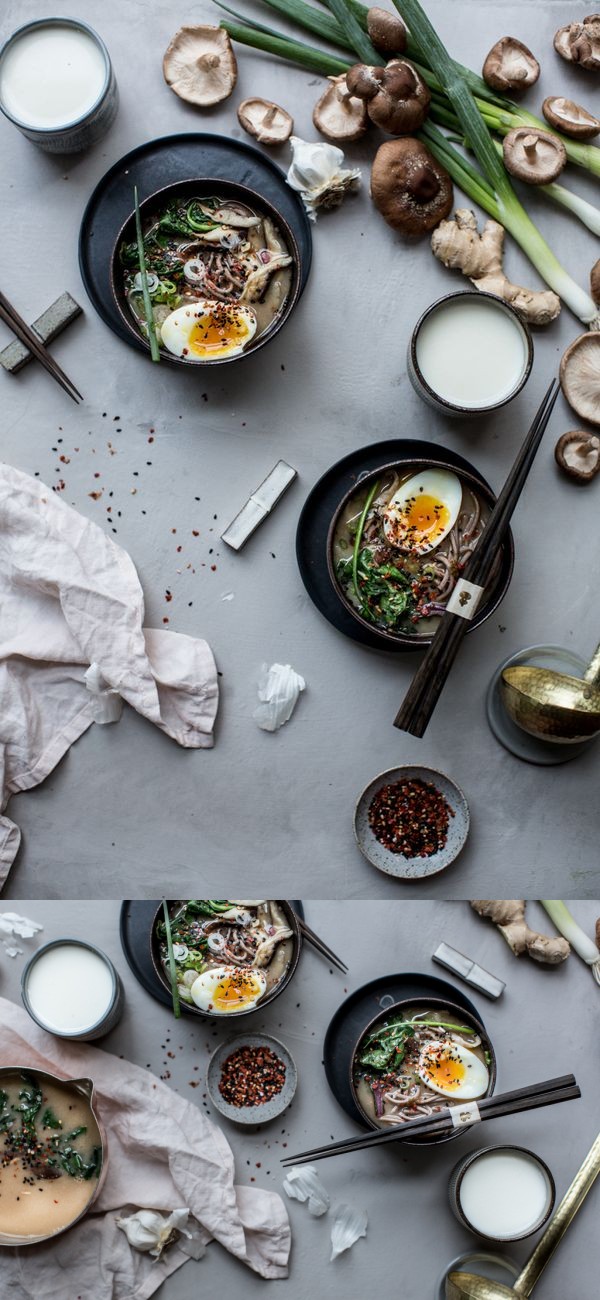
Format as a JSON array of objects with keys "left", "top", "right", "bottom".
[
  {"left": 219, "top": 0, "right": 600, "bottom": 326},
  {"left": 133, "top": 186, "right": 161, "bottom": 363},
  {"left": 541, "top": 901, "right": 600, "bottom": 986}
]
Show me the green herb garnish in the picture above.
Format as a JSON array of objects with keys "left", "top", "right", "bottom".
[
  {"left": 351, "top": 480, "right": 379, "bottom": 605},
  {"left": 162, "top": 899, "right": 181, "bottom": 1019},
  {"left": 133, "top": 185, "right": 160, "bottom": 363}
]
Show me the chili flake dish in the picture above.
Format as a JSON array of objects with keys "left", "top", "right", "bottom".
[{"left": 207, "top": 1033, "right": 298, "bottom": 1124}]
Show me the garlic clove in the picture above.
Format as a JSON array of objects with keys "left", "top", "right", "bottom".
[
  {"left": 286, "top": 137, "right": 361, "bottom": 219},
  {"left": 330, "top": 1202, "right": 368, "bottom": 1260},
  {"left": 283, "top": 1164, "right": 330, "bottom": 1216}
]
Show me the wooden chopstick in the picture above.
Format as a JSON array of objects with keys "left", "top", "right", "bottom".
[
  {"left": 282, "top": 1074, "right": 579, "bottom": 1165},
  {"left": 297, "top": 917, "right": 348, "bottom": 973},
  {"left": 0, "top": 290, "right": 83, "bottom": 403},
  {"left": 394, "top": 379, "right": 559, "bottom": 737}
]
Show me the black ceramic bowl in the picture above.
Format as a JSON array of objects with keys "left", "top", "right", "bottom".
[
  {"left": 110, "top": 178, "right": 302, "bottom": 367},
  {"left": 150, "top": 900, "right": 303, "bottom": 1020},
  {"left": 350, "top": 996, "right": 497, "bottom": 1146},
  {"left": 326, "top": 458, "right": 514, "bottom": 649}
]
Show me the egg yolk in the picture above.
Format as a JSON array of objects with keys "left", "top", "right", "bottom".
[
  {"left": 423, "top": 1047, "right": 466, "bottom": 1091},
  {"left": 210, "top": 973, "right": 260, "bottom": 1011},
  {"left": 401, "top": 493, "right": 450, "bottom": 548},
  {"left": 186, "top": 309, "right": 250, "bottom": 359}
]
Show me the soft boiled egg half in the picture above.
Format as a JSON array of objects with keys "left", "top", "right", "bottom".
[
  {"left": 160, "top": 299, "right": 257, "bottom": 361},
  {"left": 417, "top": 1039, "right": 489, "bottom": 1100},
  {"left": 383, "top": 469, "right": 463, "bottom": 554},
  {"left": 190, "top": 965, "right": 267, "bottom": 1014}
]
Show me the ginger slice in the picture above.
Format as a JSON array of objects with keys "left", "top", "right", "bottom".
[{"left": 431, "top": 209, "right": 561, "bottom": 325}]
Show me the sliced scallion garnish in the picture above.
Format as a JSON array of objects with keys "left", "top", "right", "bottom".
[{"left": 134, "top": 185, "right": 161, "bottom": 363}]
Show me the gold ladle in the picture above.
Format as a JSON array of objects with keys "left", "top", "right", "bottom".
[
  {"left": 446, "top": 1131, "right": 600, "bottom": 1300},
  {"left": 500, "top": 641, "right": 600, "bottom": 743}
]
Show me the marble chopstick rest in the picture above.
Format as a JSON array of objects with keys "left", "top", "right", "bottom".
[
  {"left": 221, "top": 460, "right": 297, "bottom": 551},
  {"left": 432, "top": 942, "right": 505, "bottom": 1000}
]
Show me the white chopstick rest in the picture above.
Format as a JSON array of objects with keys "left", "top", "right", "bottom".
[
  {"left": 432, "top": 942, "right": 506, "bottom": 1000},
  {"left": 221, "top": 460, "right": 297, "bottom": 550},
  {"left": 446, "top": 578, "right": 485, "bottom": 620},
  {"left": 450, "top": 1101, "right": 481, "bottom": 1128}
]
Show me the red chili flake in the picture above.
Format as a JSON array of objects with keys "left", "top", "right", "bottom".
[
  {"left": 163, "top": 617, "right": 169, "bottom": 624},
  {"left": 368, "top": 778, "right": 454, "bottom": 858},
  {"left": 192, "top": 530, "right": 199, "bottom": 537},
  {"left": 89, "top": 490, "right": 103, "bottom": 500},
  {"left": 165, "top": 591, "right": 172, "bottom": 603},
  {"left": 59, "top": 455, "right": 70, "bottom": 464},
  {"left": 218, "top": 1045, "right": 286, "bottom": 1108}
]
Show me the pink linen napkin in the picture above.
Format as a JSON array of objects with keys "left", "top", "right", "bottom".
[
  {"left": 0, "top": 462, "right": 220, "bottom": 888},
  {"left": 0, "top": 998, "right": 290, "bottom": 1298}
]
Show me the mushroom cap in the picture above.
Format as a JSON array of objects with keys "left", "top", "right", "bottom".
[
  {"left": 591, "top": 258, "right": 600, "bottom": 305},
  {"left": 555, "top": 430, "right": 600, "bottom": 481},
  {"left": 237, "top": 97, "right": 293, "bottom": 144},
  {"left": 554, "top": 15, "right": 600, "bottom": 69},
  {"left": 482, "top": 37, "right": 540, "bottom": 93},
  {"left": 366, "top": 7, "right": 407, "bottom": 57},
  {"left": 560, "top": 333, "right": 600, "bottom": 426},
  {"left": 346, "top": 63, "right": 385, "bottom": 101},
  {"left": 313, "top": 75, "right": 368, "bottom": 142},
  {"left": 502, "top": 126, "right": 567, "bottom": 184},
  {"left": 542, "top": 95, "right": 600, "bottom": 139},
  {"left": 370, "top": 137, "right": 453, "bottom": 235},
  {"left": 163, "top": 26, "right": 237, "bottom": 107},
  {"left": 365, "top": 59, "right": 431, "bottom": 135}
]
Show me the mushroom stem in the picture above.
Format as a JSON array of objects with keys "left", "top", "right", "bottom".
[
  {"left": 523, "top": 134, "right": 539, "bottom": 162},
  {"left": 197, "top": 53, "right": 220, "bottom": 70}
]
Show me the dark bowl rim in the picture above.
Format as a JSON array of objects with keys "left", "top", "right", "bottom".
[
  {"left": 326, "top": 456, "right": 515, "bottom": 648},
  {"left": 149, "top": 899, "right": 303, "bottom": 1020},
  {"left": 349, "top": 994, "right": 497, "bottom": 1146},
  {"left": 409, "top": 290, "right": 534, "bottom": 415},
  {"left": 109, "top": 177, "right": 302, "bottom": 368}
]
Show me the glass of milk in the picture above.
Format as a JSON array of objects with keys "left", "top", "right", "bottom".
[
  {"left": 0, "top": 18, "right": 118, "bottom": 152},
  {"left": 449, "top": 1144, "right": 556, "bottom": 1242},
  {"left": 408, "top": 291, "right": 533, "bottom": 417},
  {"left": 22, "top": 939, "right": 123, "bottom": 1040}
]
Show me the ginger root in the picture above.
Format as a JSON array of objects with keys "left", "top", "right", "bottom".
[
  {"left": 431, "top": 209, "right": 561, "bottom": 325},
  {"left": 471, "top": 900, "right": 570, "bottom": 965}
]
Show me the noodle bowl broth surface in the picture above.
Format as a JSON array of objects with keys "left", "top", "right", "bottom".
[
  {"left": 353, "top": 1004, "right": 493, "bottom": 1132},
  {"left": 332, "top": 467, "right": 492, "bottom": 638},
  {"left": 0, "top": 1073, "right": 101, "bottom": 1239}
]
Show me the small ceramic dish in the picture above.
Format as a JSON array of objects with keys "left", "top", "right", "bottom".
[
  {"left": 150, "top": 900, "right": 302, "bottom": 1021},
  {"left": 207, "top": 1033, "right": 297, "bottom": 1124},
  {"left": 326, "top": 458, "right": 514, "bottom": 651},
  {"left": 354, "top": 765, "right": 470, "bottom": 880},
  {"left": 350, "top": 995, "right": 496, "bottom": 1146},
  {"left": 110, "top": 178, "right": 302, "bottom": 367},
  {"left": 435, "top": 1251, "right": 520, "bottom": 1300}
]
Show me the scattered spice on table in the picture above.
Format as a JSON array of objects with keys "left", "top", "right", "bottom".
[
  {"left": 368, "top": 778, "right": 454, "bottom": 858},
  {"left": 218, "top": 1045, "right": 287, "bottom": 1108}
]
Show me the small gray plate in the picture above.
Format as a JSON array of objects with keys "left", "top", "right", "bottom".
[
  {"left": 207, "top": 1033, "right": 297, "bottom": 1125},
  {"left": 486, "top": 644, "right": 597, "bottom": 765},
  {"left": 354, "top": 765, "right": 470, "bottom": 880},
  {"left": 435, "top": 1251, "right": 519, "bottom": 1300}
]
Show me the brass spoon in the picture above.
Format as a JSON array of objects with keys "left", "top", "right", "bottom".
[
  {"left": 500, "top": 642, "right": 600, "bottom": 743},
  {"left": 446, "top": 1131, "right": 600, "bottom": 1300}
]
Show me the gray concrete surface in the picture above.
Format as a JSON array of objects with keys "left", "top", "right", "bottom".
[
  {"left": 1, "top": 1, "right": 599, "bottom": 898},
  {"left": 1, "top": 899, "right": 599, "bottom": 1298}
]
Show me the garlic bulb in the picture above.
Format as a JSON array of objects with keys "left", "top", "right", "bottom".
[
  {"left": 116, "top": 1208, "right": 201, "bottom": 1260},
  {"left": 286, "top": 137, "right": 361, "bottom": 219},
  {"left": 330, "top": 1202, "right": 368, "bottom": 1260},
  {"left": 282, "top": 1164, "right": 330, "bottom": 1216}
]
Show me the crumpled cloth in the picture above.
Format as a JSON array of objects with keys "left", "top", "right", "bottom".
[
  {"left": 0, "top": 463, "right": 219, "bottom": 887},
  {"left": 0, "top": 998, "right": 290, "bottom": 1299}
]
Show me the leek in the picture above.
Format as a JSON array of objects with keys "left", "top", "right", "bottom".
[
  {"left": 394, "top": 0, "right": 599, "bottom": 326},
  {"left": 541, "top": 901, "right": 600, "bottom": 986}
]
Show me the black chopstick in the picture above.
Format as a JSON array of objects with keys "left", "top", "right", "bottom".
[
  {"left": 0, "top": 290, "right": 83, "bottom": 403},
  {"left": 394, "top": 379, "right": 559, "bottom": 737},
  {"left": 297, "top": 917, "right": 348, "bottom": 973},
  {"left": 282, "top": 1074, "right": 578, "bottom": 1165}
]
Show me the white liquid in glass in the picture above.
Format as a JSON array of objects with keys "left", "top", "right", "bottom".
[
  {"left": 416, "top": 298, "right": 527, "bottom": 408},
  {"left": 26, "top": 944, "right": 113, "bottom": 1032},
  {"left": 460, "top": 1150, "right": 551, "bottom": 1237},
  {"left": 0, "top": 25, "right": 106, "bottom": 129}
]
